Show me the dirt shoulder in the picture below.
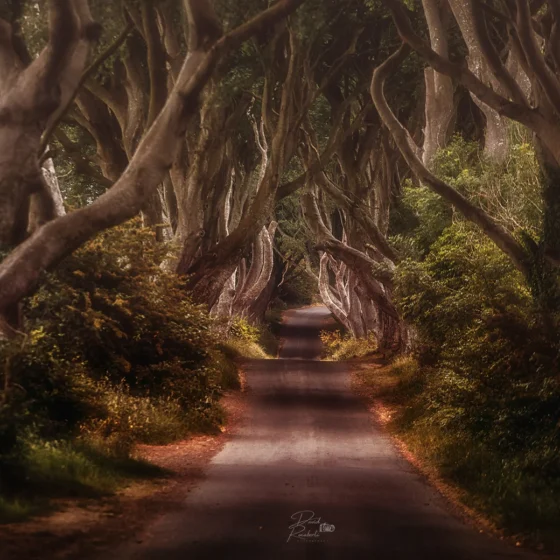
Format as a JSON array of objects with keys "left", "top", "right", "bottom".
[
  {"left": 0, "top": 372, "right": 249, "bottom": 560},
  {"left": 349, "top": 356, "right": 551, "bottom": 556}
]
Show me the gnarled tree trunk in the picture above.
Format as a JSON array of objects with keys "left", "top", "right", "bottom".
[
  {"left": 0, "top": 1, "right": 97, "bottom": 249},
  {"left": 422, "top": 0, "right": 455, "bottom": 167},
  {"left": 0, "top": 0, "right": 308, "bottom": 337}
]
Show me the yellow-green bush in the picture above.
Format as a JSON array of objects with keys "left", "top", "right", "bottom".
[
  {"left": 215, "top": 316, "right": 275, "bottom": 360},
  {"left": 390, "top": 356, "right": 419, "bottom": 379},
  {"left": 228, "top": 316, "right": 261, "bottom": 343},
  {"left": 321, "top": 330, "right": 378, "bottom": 360},
  {"left": 390, "top": 136, "right": 560, "bottom": 544},
  {"left": 0, "top": 221, "right": 232, "bottom": 513}
]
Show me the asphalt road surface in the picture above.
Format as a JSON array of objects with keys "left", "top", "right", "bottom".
[{"left": 116, "top": 306, "right": 536, "bottom": 560}]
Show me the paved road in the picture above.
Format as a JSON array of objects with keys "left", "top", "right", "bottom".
[{"left": 117, "top": 307, "right": 536, "bottom": 559}]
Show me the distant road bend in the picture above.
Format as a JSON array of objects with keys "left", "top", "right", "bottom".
[{"left": 116, "top": 306, "right": 536, "bottom": 559}]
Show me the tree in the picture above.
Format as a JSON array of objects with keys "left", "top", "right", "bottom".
[
  {"left": 0, "top": 0, "right": 307, "bottom": 336},
  {"left": 374, "top": 0, "right": 560, "bottom": 315},
  {"left": 0, "top": 0, "right": 99, "bottom": 250}
]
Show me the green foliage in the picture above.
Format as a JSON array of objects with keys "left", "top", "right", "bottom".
[
  {"left": 0, "top": 221, "right": 236, "bottom": 513},
  {"left": 274, "top": 194, "right": 319, "bottom": 307},
  {"left": 396, "top": 222, "right": 532, "bottom": 357},
  {"left": 0, "top": 434, "right": 163, "bottom": 523},
  {"left": 391, "top": 182, "right": 452, "bottom": 257},
  {"left": 393, "top": 222, "right": 560, "bottom": 542},
  {"left": 391, "top": 134, "right": 543, "bottom": 259},
  {"left": 388, "top": 137, "right": 560, "bottom": 545},
  {"left": 321, "top": 329, "right": 378, "bottom": 360},
  {"left": 390, "top": 355, "right": 420, "bottom": 379},
  {"left": 277, "top": 273, "right": 318, "bottom": 307},
  {"left": 228, "top": 316, "right": 261, "bottom": 343},
  {"left": 216, "top": 317, "right": 274, "bottom": 360},
  {"left": 431, "top": 135, "right": 542, "bottom": 238},
  {"left": 0, "top": 496, "right": 35, "bottom": 524},
  {"left": 207, "top": 349, "right": 242, "bottom": 391},
  {"left": 85, "top": 381, "right": 197, "bottom": 447}
]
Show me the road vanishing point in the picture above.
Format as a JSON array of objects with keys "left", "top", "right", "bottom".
[{"left": 115, "top": 306, "right": 536, "bottom": 560}]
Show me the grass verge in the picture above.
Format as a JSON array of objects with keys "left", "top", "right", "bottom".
[
  {"left": 321, "top": 329, "right": 378, "bottom": 361},
  {"left": 0, "top": 343, "right": 246, "bottom": 525},
  {"left": 0, "top": 437, "right": 164, "bottom": 524},
  {"left": 352, "top": 355, "right": 559, "bottom": 554}
]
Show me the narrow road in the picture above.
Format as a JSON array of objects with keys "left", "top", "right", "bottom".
[{"left": 117, "top": 307, "right": 535, "bottom": 559}]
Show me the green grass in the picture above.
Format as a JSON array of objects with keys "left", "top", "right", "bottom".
[
  {"left": 96, "top": 388, "right": 194, "bottom": 446},
  {"left": 216, "top": 321, "right": 276, "bottom": 360},
  {"left": 0, "top": 436, "right": 165, "bottom": 524},
  {"left": 217, "top": 339, "right": 270, "bottom": 360},
  {"left": 0, "top": 326, "right": 251, "bottom": 526},
  {"left": 321, "top": 330, "right": 378, "bottom": 361},
  {"left": 209, "top": 348, "right": 242, "bottom": 390},
  {"left": 367, "top": 358, "right": 560, "bottom": 552},
  {"left": 393, "top": 418, "right": 560, "bottom": 549},
  {"left": 0, "top": 497, "right": 38, "bottom": 524},
  {"left": 257, "top": 327, "right": 279, "bottom": 357},
  {"left": 0, "top": 343, "right": 245, "bottom": 525}
]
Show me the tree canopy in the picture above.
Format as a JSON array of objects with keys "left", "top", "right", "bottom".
[{"left": 1, "top": 0, "right": 560, "bottom": 544}]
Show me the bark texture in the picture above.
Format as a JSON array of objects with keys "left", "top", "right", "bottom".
[
  {"left": 421, "top": 0, "right": 455, "bottom": 167},
  {"left": 0, "top": 0, "right": 308, "bottom": 335},
  {"left": 0, "top": 1, "right": 97, "bottom": 249}
]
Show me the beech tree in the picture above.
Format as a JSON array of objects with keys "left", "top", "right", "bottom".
[
  {"left": 0, "top": 0, "right": 99, "bottom": 249},
  {"left": 374, "top": 0, "right": 560, "bottom": 315},
  {"left": 182, "top": 0, "right": 376, "bottom": 308},
  {"left": 275, "top": 2, "right": 414, "bottom": 348},
  {"left": 421, "top": 0, "right": 455, "bottom": 167},
  {"left": 0, "top": 0, "right": 307, "bottom": 336},
  {"left": 4, "top": 0, "right": 558, "bottom": 350}
]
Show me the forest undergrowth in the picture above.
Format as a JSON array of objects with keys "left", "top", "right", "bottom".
[{"left": 0, "top": 222, "right": 272, "bottom": 522}]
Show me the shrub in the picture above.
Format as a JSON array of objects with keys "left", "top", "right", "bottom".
[
  {"left": 389, "top": 136, "right": 560, "bottom": 544},
  {"left": 0, "top": 220, "right": 231, "bottom": 510},
  {"left": 321, "top": 329, "right": 378, "bottom": 360},
  {"left": 87, "top": 381, "right": 191, "bottom": 446},
  {"left": 390, "top": 356, "right": 419, "bottom": 379},
  {"left": 393, "top": 221, "right": 560, "bottom": 542},
  {"left": 228, "top": 317, "right": 261, "bottom": 343},
  {"left": 215, "top": 316, "right": 274, "bottom": 360}
]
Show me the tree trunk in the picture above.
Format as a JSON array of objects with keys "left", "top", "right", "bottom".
[
  {"left": 248, "top": 259, "right": 280, "bottom": 324},
  {"left": 421, "top": 0, "right": 455, "bottom": 167},
  {"left": 233, "top": 222, "right": 278, "bottom": 320},
  {"left": 318, "top": 253, "right": 351, "bottom": 331},
  {"left": 0, "top": 0, "right": 308, "bottom": 336},
  {"left": 447, "top": 0, "right": 512, "bottom": 162},
  {"left": 0, "top": 2, "right": 97, "bottom": 249},
  {"left": 211, "top": 270, "right": 237, "bottom": 319}
]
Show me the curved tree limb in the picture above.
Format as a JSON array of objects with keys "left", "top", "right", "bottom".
[
  {"left": 381, "top": 0, "right": 544, "bottom": 130},
  {"left": 515, "top": 0, "right": 560, "bottom": 115},
  {"left": 301, "top": 124, "right": 398, "bottom": 263},
  {"left": 39, "top": 21, "right": 134, "bottom": 156},
  {"left": 0, "top": 0, "right": 308, "bottom": 331},
  {"left": 371, "top": 43, "right": 531, "bottom": 276},
  {"left": 302, "top": 187, "right": 398, "bottom": 318},
  {"left": 470, "top": 0, "right": 529, "bottom": 107}
]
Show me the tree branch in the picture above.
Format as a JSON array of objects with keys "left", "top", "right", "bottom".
[
  {"left": 371, "top": 43, "right": 531, "bottom": 276},
  {"left": 39, "top": 21, "right": 133, "bottom": 156},
  {"left": 471, "top": 0, "right": 529, "bottom": 106},
  {"left": 0, "top": 0, "right": 308, "bottom": 318},
  {"left": 382, "top": 0, "right": 538, "bottom": 127},
  {"left": 515, "top": 0, "right": 560, "bottom": 114}
]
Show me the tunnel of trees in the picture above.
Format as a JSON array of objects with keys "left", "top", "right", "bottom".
[{"left": 0, "top": 0, "right": 559, "bottom": 545}]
